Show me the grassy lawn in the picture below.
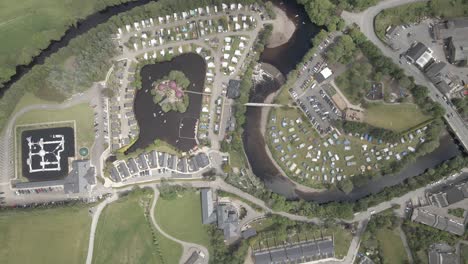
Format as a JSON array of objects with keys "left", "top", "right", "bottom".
[
  {"left": 376, "top": 228, "right": 408, "bottom": 264},
  {"left": 0, "top": 206, "right": 91, "bottom": 264},
  {"left": 93, "top": 190, "right": 182, "bottom": 264},
  {"left": 15, "top": 103, "right": 94, "bottom": 149},
  {"left": 364, "top": 103, "right": 431, "bottom": 132},
  {"left": 461, "top": 244, "right": 468, "bottom": 264},
  {"left": 12, "top": 93, "right": 57, "bottom": 114},
  {"left": 0, "top": 0, "right": 133, "bottom": 84},
  {"left": 155, "top": 191, "right": 213, "bottom": 255}
]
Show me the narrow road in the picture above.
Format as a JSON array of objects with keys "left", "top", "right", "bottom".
[
  {"left": 85, "top": 192, "right": 118, "bottom": 264},
  {"left": 341, "top": 0, "right": 468, "bottom": 150},
  {"left": 150, "top": 187, "right": 209, "bottom": 264},
  {"left": 398, "top": 225, "right": 414, "bottom": 263}
]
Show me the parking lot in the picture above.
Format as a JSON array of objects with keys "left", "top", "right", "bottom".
[{"left": 288, "top": 34, "right": 343, "bottom": 136}]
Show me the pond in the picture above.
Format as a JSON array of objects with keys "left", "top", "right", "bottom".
[{"left": 127, "top": 53, "right": 205, "bottom": 153}]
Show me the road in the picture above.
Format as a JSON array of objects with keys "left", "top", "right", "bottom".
[
  {"left": 0, "top": 84, "right": 103, "bottom": 201},
  {"left": 85, "top": 192, "right": 118, "bottom": 264},
  {"left": 341, "top": 0, "right": 468, "bottom": 151},
  {"left": 150, "top": 187, "right": 209, "bottom": 264}
]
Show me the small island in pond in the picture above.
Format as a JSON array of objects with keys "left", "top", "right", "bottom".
[{"left": 151, "top": 70, "right": 190, "bottom": 113}]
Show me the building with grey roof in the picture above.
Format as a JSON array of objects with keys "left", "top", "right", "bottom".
[
  {"left": 253, "top": 238, "right": 334, "bottom": 264},
  {"left": 448, "top": 38, "right": 468, "bottom": 65},
  {"left": 428, "top": 245, "right": 458, "bottom": 264},
  {"left": 110, "top": 167, "right": 122, "bottom": 182},
  {"left": 412, "top": 207, "right": 465, "bottom": 236},
  {"left": 406, "top": 42, "right": 428, "bottom": 63},
  {"left": 184, "top": 251, "right": 204, "bottom": 264},
  {"left": 194, "top": 152, "right": 210, "bottom": 168},
  {"left": 127, "top": 158, "right": 139, "bottom": 174},
  {"left": 428, "top": 180, "right": 468, "bottom": 207},
  {"left": 146, "top": 150, "right": 158, "bottom": 168},
  {"left": 177, "top": 158, "right": 188, "bottom": 173},
  {"left": 158, "top": 152, "right": 167, "bottom": 167},
  {"left": 226, "top": 79, "right": 241, "bottom": 99},
  {"left": 201, "top": 188, "right": 216, "bottom": 224},
  {"left": 242, "top": 228, "right": 257, "bottom": 239},
  {"left": 64, "top": 160, "right": 96, "bottom": 194},
  {"left": 188, "top": 157, "right": 199, "bottom": 172},
  {"left": 117, "top": 162, "right": 131, "bottom": 179},
  {"left": 434, "top": 18, "right": 468, "bottom": 66},
  {"left": 137, "top": 154, "right": 149, "bottom": 170},
  {"left": 200, "top": 189, "right": 241, "bottom": 242},
  {"left": 15, "top": 160, "right": 96, "bottom": 194}
]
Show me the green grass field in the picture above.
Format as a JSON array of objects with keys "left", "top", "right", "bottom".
[
  {"left": 461, "top": 244, "right": 468, "bottom": 264},
  {"left": 376, "top": 228, "right": 408, "bottom": 264},
  {"left": 364, "top": 103, "right": 431, "bottom": 132},
  {"left": 0, "top": 0, "right": 134, "bottom": 84},
  {"left": 15, "top": 103, "right": 94, "bottom": 149},
  {"left": 155, "top": 191, "right": 213, "bottom": 255},
  {"left": 12, "top": 93, "right": 58, "bottom": 115},
  {"left": 93, "top": 190, "right": 182, "bottom": 264},
  {"left": 0, "top": 206, "right": 91, "bottom": 264}
]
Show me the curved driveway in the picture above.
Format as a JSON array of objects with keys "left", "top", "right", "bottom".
[
  {"left": 85, "top": 192, "right": 118, "bottom": 264},
  {"left": 150, "top": 187, "right": 209, "bottom": 264}
]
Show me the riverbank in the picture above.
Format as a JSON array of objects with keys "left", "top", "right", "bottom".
[
  {"left": 266, "top": 5, "right": 296, "bottom": 48},
  {"left": 258, "top": 71, "right": 326, "bottom": 194}
]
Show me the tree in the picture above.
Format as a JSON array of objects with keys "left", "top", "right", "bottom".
[
  {"left": 338, "top": 178, "right": 354, "bottom": 194},
  {"left": 326, "top": 35, "right": 357, "bottom": 64},
  {"left": 101, "top": 87, "right": 115, "bottom": 98}
]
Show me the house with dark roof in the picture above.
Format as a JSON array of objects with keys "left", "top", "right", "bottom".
[
  {"left": 117, "top": 162, "right": 131, "bottom": 179},
  {"left": 428, "top": 181, "right": 468, "bottom": 207},
  {"left": 412, "top": 207, "right": 465, "bottom": 236},
  {"left": 253, "top": 238, "right": 335, "bottom": 264},
  {"left": 64, "top": 160, "right": 96, "bottom": 194},
  {"left": 226, "top": 79, "right": 241, "bottom": 99},
  {"left": 201, "top": 188, "right": 217, "bottom": 224},
  {"left": 406, "top": 42, "right": 434, "bottom": 68},
  {"left": 146, "top": 150, "right": 158, "bottom": 169},
  {"left": 200, "top": 189, "right": 241, "bottom": 242},
  {"left": 110, "top": 167, "right": 122, "bottom": 182},
  {"left": 136, "top": 154, "right": 149, "bottom": 171},
  {"left": 194, "top": 152, "right": 210, "bottom": 168},
  {"left": 434, "top": 18, "right": 468, "bottom": 66},
  {"left": 127, "top": 158, "right": 139, "bottom": 174}
]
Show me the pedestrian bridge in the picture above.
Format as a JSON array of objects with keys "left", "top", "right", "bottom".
[{"left": 244, "top": 103, "right": 285, "bottom": 107}]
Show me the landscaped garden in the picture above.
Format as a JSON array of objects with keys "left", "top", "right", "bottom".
[{"left": 151, "top": 70, "right": 190, "bottom": 113}]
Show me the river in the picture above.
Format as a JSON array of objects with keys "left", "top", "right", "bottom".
[
  {"left": 0, "top": 0, "right": 152, "bottom": 95},
  {"left": 1, "top": 0, "right": 463, "bottom": 202},
  {"left": 242, "top": 0, "right": 463, "bottom": 202}
]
